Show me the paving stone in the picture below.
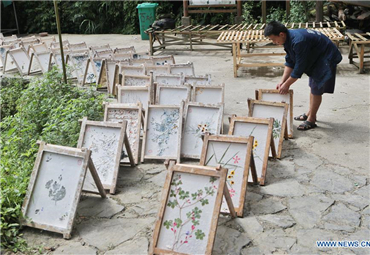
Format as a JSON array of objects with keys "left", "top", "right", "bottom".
[
  {"left": 78, "top": 217, "right": 155, "bottom": 250},
  {"left": 293, "top": 150, "right": 323, "bottom": 170},
  {"left": 332, "top": 165, "right": 353, "bottom": 176},
  {"left": 363, "top": 206, "right": 370, "bottom": 215},
  {"left": 355, "top": 185, "right": 370, "bottom": 199},
  {"left": 147, "top": 170, "right": 168, "bottom": 187},
  {"left": 250, "top": 198, "right": 287, "bottom": 215},
  {"left": 105, "top": 237, "right": 148, "bottom": 255},
  {"left": 22, "top": 228, "right": 71, "bottom": 250},
  {"left": 310, "top": 170, "right": 354, "bottom": 193},
  {"left": 235, "top": 216, "right": 263, "bottom": 239},
  {"left": 213, "top": 225, "right": 251, "bottom": 255},
  {"left": 349, "top": 175, "right": 367, "bottom": 188},
  {"left": 289, "top": 244, "right": 315, "bottom": 254},
  {"left": 138, "top": 164, "right": 157, "bottom": 171},
  {"left": 322, "top": 203, "right": 361, "bottom": 232},
  {"left": 254, "top": 229, "right": 296, "bottom": 254},
  {"left": 115, "top": 184, "right": 152, "bottom": 204},
  {"left": 217, "top": 215, "right": 231, "bottom": 226},
  {"left": 130, "top": 201, "right": 160, "bottom": 216},
  {"left": 240, "top": 246, "right": 261, "bottom": 255},
  {"left": 117, "top": 167, "right": 144, "bottom": 186},
  {"left": 296, "top": 229, "right": 341, "bottom": 251},
  {"left": 346, "top": 229, "right": 370, "bottom": 255},
  {"left": 268, "top": 160, "right": 295, "bottom": 179},
  {"left": 55, "top": 241, "right": 97, "bottom": 254},
  {"left": 259, "top": 180, "right": 305, "bottom": 197},
  {"left": 363, "top": 215, "right": 370, "bottom": 230},
  {"left": 331, "top": 194, "right": 369, "bottom": 210},
  {"left": 146, "top": 167, "right": 164, "bottom": 175},
  {"left": 288, "top": 195, "right": 334, "bottom": 228},
  {"left": 245, "top": 192, "right": 263, "bottom": 204},
  {"left": 258, "top": 214, "right": 296, "bottom": 229},
  {"left": 77, "top": 196, "right": 124, "bottom": 218}
]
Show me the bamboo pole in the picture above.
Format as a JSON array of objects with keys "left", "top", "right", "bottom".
[{"left": 54, "top": 0, "right": 67, "bottom": 83}]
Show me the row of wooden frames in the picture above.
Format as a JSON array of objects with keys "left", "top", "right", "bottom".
[{"left": 20, "top": 88, "right": 293, "bottom": 251}]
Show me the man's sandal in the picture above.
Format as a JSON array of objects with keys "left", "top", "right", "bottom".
[
  {"left": 294, "top": 113, "right": 308, "bottom": 121},
  {"left": 297, "top": 121, "right": 317, "bottom": 131}
]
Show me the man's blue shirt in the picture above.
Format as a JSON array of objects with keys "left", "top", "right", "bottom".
[{"left": 284, "top": 29, "right": 342, "bottom": 89}]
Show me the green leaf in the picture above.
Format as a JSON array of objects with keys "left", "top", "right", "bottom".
[{"left": 195, "top": 229, "right": 205, "bottom": 240}]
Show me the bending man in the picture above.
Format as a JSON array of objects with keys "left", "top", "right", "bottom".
[{"left": 264, "top": 21, "right": 342, "bottom": 131}]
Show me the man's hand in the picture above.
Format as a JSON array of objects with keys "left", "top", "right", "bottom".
[
  {"left": 279, "top": 82, "right": 290, "bottom": 94},
  {"left": 276, "top": 82, "right": 284, "bottom": 90}
]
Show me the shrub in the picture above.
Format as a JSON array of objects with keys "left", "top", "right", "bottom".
[{"left": 0, "top": 68, "right": 104, "bottom": 251}]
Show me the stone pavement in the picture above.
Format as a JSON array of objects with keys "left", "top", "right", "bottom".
[{"left": 21, "top": 34, "right": 369, "bottom": 254}]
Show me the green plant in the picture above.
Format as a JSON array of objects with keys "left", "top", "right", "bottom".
[
  {"left": 0, "top": 78, "right": 29, "bottom": 119},
  {"left": 266, "top": 5, "right": 287, "bottom": 23},
  {"left": 0, "top": 67, "right": 104, "bottom": 251},
  {"left": 242, "top": 0, "right": 261, "bottom": 24}
]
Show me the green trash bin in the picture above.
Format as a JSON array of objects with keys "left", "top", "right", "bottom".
[{"left": 137, "top": 3, "right": 158, "bottom": 40}]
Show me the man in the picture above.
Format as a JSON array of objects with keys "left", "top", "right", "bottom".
[{"left": 264, "top": 21, "right": 342, "bottom": 130}]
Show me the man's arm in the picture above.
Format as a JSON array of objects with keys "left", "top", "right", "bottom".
[
  {"left": 277, "top": 66, "right": 293, "bottom": 89},
  {"left": 279, "top": 76, "right": 298, "bottom": 94}
]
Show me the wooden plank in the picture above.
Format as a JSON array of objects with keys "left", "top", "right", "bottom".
[{"left": 355, "top": 33, "right": 368, "bottom": 41}]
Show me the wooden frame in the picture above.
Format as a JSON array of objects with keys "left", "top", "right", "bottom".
[
  {"left": 51, "top": 49, "right": 71, "bottom": 71},
  {"left": 104, "top": 102, "right": 143, "bottom": 165},
  {"left": 98, "top": 59, "right": 119, "bottom": 95},
  {"left": 155, "top": 73, "right": 184, "bottom": 85},
  {"left": 77, "top": 117, "right": 134, "bottom": 194},
  {"left": 84, "top": 57, "right": 104, "bottom": 86},
  {"left": 155, "top": 84, "right": 191, "bottom": 105},
  {"left": 0, "top": 45, "right": 14, "bottom": 69},
  {"left": 122, "top": 74, "right": 151, "bottom": 86},
  {"left": 40, "top": 36, "right": 56, "bottom": 48},
  {"left": 347, "top": 32, "right": 370, "bottom": 74},
  {"left": 248, "top": 99, "right": 288, "bottom": 159},
  {"left": 150, "top": 163, "right": 234, "bottom": 255},
  {"left": 21, "top": 141, "right": 105, "bottom": 239},
  {"left": 170, "top": 62, "right": 195, "bottom": 75},
  {"left": 68, "top": 52, "right": 90, "bottom": 84},
  {"left": 28, "top": 51, "right": 52, "bottom": 74},
  {"left": 28, "top": 43, "right": 48, "bottom": 55},
  {"left": 90, "top": 44, "right": 112, "bottom": 54},
  {"left": 119, "top": 64, "right": 146, "bottom": 76},
  {"left": 228, "top": 116, "right": 276, "bottom": 185},
  {"left": 257, "top": 89, "right": 294, "bottom": 138},
  {"left": 141, "top": 104, "right": 183, "bottom": 162},
  {"left": 130, "top": 58, "right": 154, "bottom": 66},
  {"left": 184, "top": 74, "right": 211, "bottom": 86},
  {"left": 191, "top": 84, "right": 224, "bottom": 104},
  {"left": 145, "top": 64, "right": 171, "bottom": 76},
  {"left": 199, "top": 134, "right": 257, "bottom": 217},
  {"left": 112, "top": 52, "right": 133, "bottom": 61},
  {"left": 68, "top": 41, "right": 88, "bottom": 52},
  {"left": 50, "top": 40, "right": 69, "bottom": 50},
  {"left": 94, "top": 49, "right": 114, "bottom": 58},
  {"left": 114, "top": 46, "right": 136, "bottom": 54},
  {"left": 5, "top": 47, "right": 30, "bottom": 75},
  {"left": 181, "top": 102, "right": 224, "bottom": 159},
  {"left": 117, "top": 85, "right": 152, "bottom": 109},
  {"left": 152, "top": 55, "right": 175, "bottom": 65}
]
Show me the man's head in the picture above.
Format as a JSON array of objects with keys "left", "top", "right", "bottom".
[{"left": 264, "top": 21, "right": 288, "bottom": 45}]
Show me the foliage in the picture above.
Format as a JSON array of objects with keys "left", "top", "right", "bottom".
[
  {"left": 0, "top": 78, "right": 29, "bottom": 118},
  {"left": 266, "top": 6, "right": 287, "bottom": 23},
  {"left": 0, "top": 67, "right": 104, "bottom": 251},
  {"left": 242, "top": 0, "right": 261, "bottom": 24},
  {"left": 289, "top": 1, "right": 316, "bottom": 23},
  {"left": 242, "top": 0, "right": 316, "bottom": 24}
]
